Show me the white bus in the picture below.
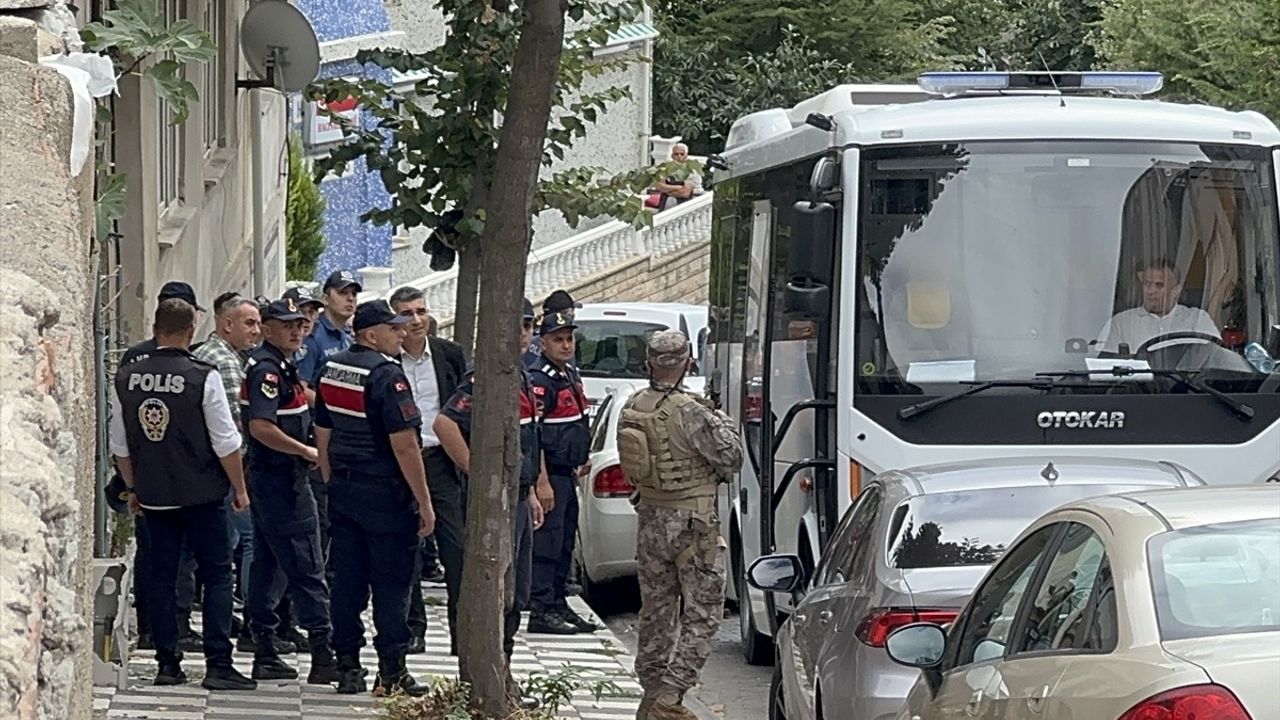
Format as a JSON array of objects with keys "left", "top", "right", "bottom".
[{"left": 706, "top": 72, "right": 1280, "bottom": 664}]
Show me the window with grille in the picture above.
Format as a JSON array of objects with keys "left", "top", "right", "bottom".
[
  {"left": 156, "top": 0, "right": 184, "bottom": 210},
  {"left": 201, "top": 0, "right": 226, "bottom": 152}
]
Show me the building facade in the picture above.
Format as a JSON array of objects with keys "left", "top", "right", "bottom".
[
  {"left": 298, "top": 0, "right": 658, "bottom": 291},
  {"left": 111, "top": 0, "right": 289, "bottom": 343}
]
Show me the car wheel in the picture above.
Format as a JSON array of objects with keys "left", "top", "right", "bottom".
[
  {"left": 737, "top": 552, "right": 774, "bottom": 666},
  {"left": 769, "top": 662, "right": 787, "bottom": 720}
]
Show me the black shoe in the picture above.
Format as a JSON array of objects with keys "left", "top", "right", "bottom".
[
  {"left": 423, "top": 565, "right": 446, "bottom": 583},
  {"left": 373, "top": 670, "right": 428, "bottom": 697},
  {"left": 201, "top": 665, "right": 257, "bottom": 691},
  {"left": 526, "top": 612, "right": 578, "bottom": 635},
  {"left": 237, "top": 635, "right": 296, "bottom": 655},
  {"left": 558, "top": 605, "right": 602, "bottom": 633},
  {"left": 154, "top": 664, "right": 188, "bottom": 686},
  {"left": 335, "top": 668, "right": 368, "bottom": 694},
  {"left": 251, "top": 658, "right": 298, "bottom": 681},
  {"left": 277, "top": 626, "right": 307, "bottom": 650},
  {"left": 177, "top": 632, "right": 204, "bottom": 653},
  {"left": 407, "top": 637, "right": 426, "bottom": 655},
  {"left": 307, "top": 661, "right": 341, "bottom": 685},
  {"left": 136, "top": 632, "right": 155, "bottom": 651}
]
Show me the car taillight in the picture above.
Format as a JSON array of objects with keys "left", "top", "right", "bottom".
[
  {"left": 855, "top": 608, "right": 958, "bottom": 648},
  {"left": 1118, "top": 685, "right": 1251, "bottom": 720},
  {"left": 593, "top": 465, "right": 634, "bottom": 498}
]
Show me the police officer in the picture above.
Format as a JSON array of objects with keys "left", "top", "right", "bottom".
[
  {"left": 618, "top": 331, "right": 742, "bottom": 720},
  {"left": 523, "top": 289, "right": 579, "bottom": 368},
  {"left": 109, "top": 299, "right": 255, "bottom": 691},
  {"left": 435, "top": 298, "right": 547, "bottom": 670},
  {"left": 121, "top": 281, "right": 206, "bottom": 366},
  {"left": 241, "top": 299, "right": 339, "bottom": 684},
  {"left": 298, "top": 270, "right": 360, "bottom": 387},
  {"left": 314, "top": 300, "right": 435, "bottom": 696},
  {"left": 527, "top": 309, "right": 599, "bottom": 634}
]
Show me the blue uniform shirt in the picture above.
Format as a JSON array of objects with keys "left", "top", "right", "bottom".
[{"left": 298, "top": 313, "right": 353, "bottom": 387}]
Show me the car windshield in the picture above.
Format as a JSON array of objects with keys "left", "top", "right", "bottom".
[
  {"left": 856, "top": 141, "right": 1280, "bottom": 395},
  {"left": 575, "top": 320, "right": 669, "bottom": 378},
  {"left": 1149, "top": 518, "right": 1280, "bottom": 640},
  {"left": 887, "top": 484, "right": 1158, "bottom": 569}
]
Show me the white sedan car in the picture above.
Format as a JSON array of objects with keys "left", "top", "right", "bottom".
[
  {"left": 575, "top": 383, "right": 641, "bottom": 595},
  {"left": 885, "top": 485, "right": 1279, "bottom": 720}
]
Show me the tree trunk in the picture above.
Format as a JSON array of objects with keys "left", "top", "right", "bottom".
[
  {"left": 456, "top": 0, "right": 567, "bottom": 716},
  {"left": 452, "top": 239, "right": 481, "bottom": 357},
  {"left": 451, "top": 153, "right": 493, "bottom": 357}
]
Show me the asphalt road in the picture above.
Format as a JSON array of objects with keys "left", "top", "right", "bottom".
[{"left": 587, "top": 579, "right": 772, "bottom": 720}]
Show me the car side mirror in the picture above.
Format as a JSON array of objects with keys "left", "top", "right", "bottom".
[
  {"left": 886, "top": 622, "right": 947, "bottom": 694},
  {"left": 746, "top": 554, "right": 804, "bottom": 595}
]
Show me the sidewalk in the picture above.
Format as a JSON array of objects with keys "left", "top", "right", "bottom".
[{"left": 93, "top": 586, "right": 642, "bottom": 719}]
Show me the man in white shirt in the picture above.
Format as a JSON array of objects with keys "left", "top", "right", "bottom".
[
  {"left": 388, "top": 286, "right": 467, "bottom": 654},
  {"left": 110, "top": 299, "right": 255, "bottom": 690},
  {"left": 1096, "top": 257, "right": 1220, "bottom": 355}
]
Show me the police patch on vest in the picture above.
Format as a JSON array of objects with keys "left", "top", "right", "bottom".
[
  {"left": 261, "top": 382, "right": 278, "bottom": 399},
  {"left": 138, "top": 398, "right": 171, "bottom": 442}
]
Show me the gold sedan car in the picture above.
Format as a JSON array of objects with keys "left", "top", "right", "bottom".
[{"left": 885, "top": 485, "right": 1279, "bottom": 720}]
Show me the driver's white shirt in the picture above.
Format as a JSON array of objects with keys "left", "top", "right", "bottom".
[{"left": 1095, "top": 304, "right": 1220, "bottom": 354}]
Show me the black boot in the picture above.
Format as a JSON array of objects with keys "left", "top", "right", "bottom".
[
  {"left": 252, "top": 633, "right": 298, "bottom": 680},
  {"left": 557, "top": 603, "right": 602, "bottom": 633},
  {"left": 373, "top": 656, "right": 428, "bottom": 698},
  {"left": 176, "top": 613, "right": 203, "bottom": 653},
  {"left": 335, "top": 654, "right": 367, "bottom": 695},
  {"left": 237, "top": 632, "right": 296, "bottom": 655},
  {"left": 154, "top": 653, "right": 187, "bottom": 686},
  {"left": 277, "top": 624, "right": 307, "bottom": 650},
  {"left": 526, "top": 610, "right": 578, "bottom": 635},
  {"left": 306, "top": 634, "right": 341, "bottom": 685},
  {"left": 202, "top": 664, "right": 257, "bottom": 691}
]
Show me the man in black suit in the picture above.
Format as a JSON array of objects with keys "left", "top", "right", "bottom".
[{"left": 389, "top": 286, "right": 468, "bottom": 654}]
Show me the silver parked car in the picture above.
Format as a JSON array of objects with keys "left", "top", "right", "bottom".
[{"left": 747, "top": 457, "right": 1204, "bottom": 720}]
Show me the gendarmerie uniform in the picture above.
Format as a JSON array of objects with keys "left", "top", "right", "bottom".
[
  {"left": 314, "top": 300, "right": 425, "bottom": 694},
  {"left": 528, "top": 311, "right": 594, "bottom": 632},
  {"left": 110, "top": 346, "right": 241, "bottom": 677},
  {"left": 240, "top": 300, "right": 335, "bottom": 678}
]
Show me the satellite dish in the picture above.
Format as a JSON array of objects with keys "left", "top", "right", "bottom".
[{"left": 238, "top": 0, "right": 320, "bottom": 93}]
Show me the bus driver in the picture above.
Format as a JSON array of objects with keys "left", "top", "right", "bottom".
[{"left": 1095, "top": 257, "right": 1220, "bottom": 356}]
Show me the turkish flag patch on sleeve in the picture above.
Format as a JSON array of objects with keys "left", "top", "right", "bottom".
[{"left": 394, "top": 380, "right": 409, "bottom": 393}]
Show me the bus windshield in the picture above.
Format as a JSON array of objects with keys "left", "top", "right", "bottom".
[{"left": 855, "top": 141, "right": 1280, "bottom": 395}]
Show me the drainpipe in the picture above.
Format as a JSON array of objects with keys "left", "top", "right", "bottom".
[{"left": 251, "top": 89, "right": 267, "bottom": 297}]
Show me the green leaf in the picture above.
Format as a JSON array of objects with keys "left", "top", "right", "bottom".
[
  {"left": 148, "top": 60, "right": 199, "bottom": 125},
  {"left": 95, "top": 172, "right": 128, "bottom": 242}
]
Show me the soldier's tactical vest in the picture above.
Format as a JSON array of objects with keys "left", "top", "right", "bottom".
[
  {"left": 617, "top": 389, "right": 719, "bottom": 506},
  {"left": 115, "top": 347, "right": 229, "bottom": 507},
  {"left": 317, "top": 347, "right": 402, "bottom": 479}
]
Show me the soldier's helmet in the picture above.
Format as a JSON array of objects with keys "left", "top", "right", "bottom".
[{"left": 646, "top": 330, "right": 691, "bottom": 368}]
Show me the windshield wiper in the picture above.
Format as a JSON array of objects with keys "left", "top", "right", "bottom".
[
  {"left": 1035, "top": 368, "right": 1254, "bottom": 421},
  {"left": 898, "top": 379, "right": 1057, "bottom": 421}
]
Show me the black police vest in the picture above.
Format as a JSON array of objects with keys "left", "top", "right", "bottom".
[
  {"left": 532, "top": 362, "right": 591, "bottom": 472},
  {"left": 114, "top": 348, "right": 229, "bottom": 507},
  {"left": 318, "top": 348, "right": 403, "bottom": 479}
]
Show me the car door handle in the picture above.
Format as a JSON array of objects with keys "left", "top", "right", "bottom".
[
  {"left": 817, "top": 610, "right": 833, "bottom": 624},
  {"left": 1028, "top": 684, "right": 1049, "bottom": 713},
  {"left": 965, "top": 689, "right": 983, "bottom": 717}
]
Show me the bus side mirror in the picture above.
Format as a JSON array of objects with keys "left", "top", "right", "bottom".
[{"left": 786, "top": 201, "right": 836, "bottom": 319}]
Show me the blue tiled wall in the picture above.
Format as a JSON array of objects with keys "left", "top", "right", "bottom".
[{"left": 297, "top": 0, "right": 396, "bottom": 283}]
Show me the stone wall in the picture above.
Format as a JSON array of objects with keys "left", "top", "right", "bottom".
[
  {"left": 567, "top": 241, "right": 710, "bottom": 306},
  {"left": 0, "top": 12, "right": 95, "bottom": 720}
]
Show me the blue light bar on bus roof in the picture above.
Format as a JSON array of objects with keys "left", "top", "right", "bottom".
[{"left": 917, "top": 71, "right": 1164, "bottom": 96}]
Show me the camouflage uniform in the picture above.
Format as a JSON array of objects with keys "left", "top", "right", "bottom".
[{"left": 621, "top": 332, "right": 743, "bottom": 720}]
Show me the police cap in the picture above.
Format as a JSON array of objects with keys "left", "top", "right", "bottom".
[
  {"left": 282, "top": 285, "right": 324, "bottom": 309},
  {"left": 354, "top": 299, "right": 412, "bottom": 332},
  {"left": 262, "top": 298, "right": 306, "bottom": 323},
  {"left": 646, "top": 330, "right": 691, "bottom": 368},
  {"left": 323, "top": 269, "right": 363, "bottom": 293},
  {"left": 542, "top": 289, "right": 580, "bottom": 315},
  {"left": 540, "top": 309, "right": 578, "bottom": 336},
  {"left": 158, "top": 281, "right": 204, "bottom": 311},
  {"left": 523, "top": 297, "right": 535, "bottom": 321}
]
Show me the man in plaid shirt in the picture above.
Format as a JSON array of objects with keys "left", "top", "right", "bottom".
[{"left": 193, "top": 294, "right": 262, "bottom": 635}]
